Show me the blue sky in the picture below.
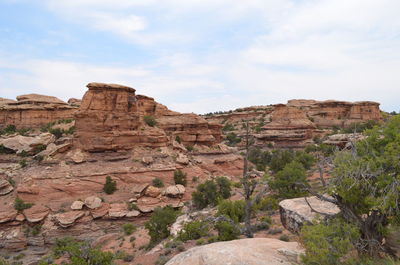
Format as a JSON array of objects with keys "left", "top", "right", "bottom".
[{"left": 0, "top": 0, "right": 399, "bottom": 113}]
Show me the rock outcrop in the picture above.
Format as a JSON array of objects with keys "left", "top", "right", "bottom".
[
  {"left": 205, "top": 99, "right": 382, "bottom": 148},
  {"left": 279, "top": 196, "right": 340, "bottom": 234},
  {"left": 165, "top": 238, "right": 303, "bottom": 265},
  {"left": 74, "top": 83, "right": 221, "bottom": 152},
  {"left": 0, "top": 94, "right": 77, "bottom": 129}
]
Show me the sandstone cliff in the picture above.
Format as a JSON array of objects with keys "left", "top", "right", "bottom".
[
  {"left": 74, "top": 83, "right": 221, "bottom": 152},
  {"left": 205, "top": 99, "right": 382, "bottom": 148},
  {"left": 0, "top": 94, "right": 77, "bottom": 129}
]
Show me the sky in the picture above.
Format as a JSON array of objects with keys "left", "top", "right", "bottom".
[{"left": 0, "top": 0, "right": 399, "bottom": 114}]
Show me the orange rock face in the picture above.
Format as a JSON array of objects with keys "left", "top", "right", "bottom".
[
  {"left": 74, "top": 83, "right": 221, "bottom": 152},
  {"left": 205, "top": 99, "right": 382, "bottom": 148},
  {"left": 0, "top": 94, "right": 77, "bottom": 129}
]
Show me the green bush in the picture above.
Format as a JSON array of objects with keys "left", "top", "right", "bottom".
[
  {"left": 127, "top": 202, "right": 139, "bottom": 211},
  {"left": 175, "top": 135, "right": 181, "bottom": 144},
  {"left": 0, "top": 144, "right": 14, "bottom": 154},
  {"left": 173, "top": 170, "right": 187, "bottom": 186},
  {"left": 34, "top": 144, "right": 47, "bottom": 154},
  {"left": 226, "top": 132, "right": 241, "bottom": 146},
  {"left": 32, "top": 225, "right": 42, "bottom": 236},
  {"left": 145, "top": 206, "right": 179, "bottom": 246},
  {"left": 222, "top": 123, "right": 235, "bottom": 132},
  {"left": 53, "top": 237, "right": 114, "bottom": 265},
  {"left": 19, "top": 159, "right": 27, "bottom": 168},
  {"left": 215, "top": 176, "right": 232, "bottom": 199},
  {"left": 177, "top": 221, "right": 209, "bottom": 242},
  {"left": 215, "top": 221, "right": 240, "bottom": 241},
  {"left": 192, "top": 177, "right": 231, "bottom": 209},
  {"left": 152, "top": 178, "right": 164, "bottom": 188},
  {"left": 268, "top": 161, "right": 308, "bottom": 199},
  {"left": 122, "top": 223, "right": 136, "bottom": 235},
  {"left": 217, "top": 200, "right": 245, "bottom": 223},
  {"left": 300, "top": 218, "right": 360, "bottom": 265},
  {"left": 269, "top": 149, "right": 295, "bottom": 173},
  {"left": 103, "top": 176, "right": 117, "bottom": 194},
  {"left": 144, "top": 115, "right": 157, "bottom": 127},
  {"left": 49, "top": 128, "right": 63, "bottom": 139},
  {"left": 279, "top": 234, "right": 290, "bottom": 242},
  {"left": 0, "top": 125, "right": 16, "bottom": 135},
  {"left": 14, "top": 197, "right": 33, "bottom": 211},
  {"left": 186, "top": 145, "right": 194, "bottom": 152},
  {"left": 255, "top": 196, "right": 279, "bottom": 211},
  {"left": 0, "top": 257, "right": 9, "bottom": 265}
]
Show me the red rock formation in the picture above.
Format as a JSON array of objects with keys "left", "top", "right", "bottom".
[
  {"left": 0, "top": 94, "right": 77, "bottom": 129},
  {"left": 74, "top": 83, "right": 221, "bottom": 152}
]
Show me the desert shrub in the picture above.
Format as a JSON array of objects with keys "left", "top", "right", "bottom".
[
  {"left": 177, "top": 220, "right": 209, "bottom": 242},
  {"left": 217, "top": 200, "right": 245, "bottom": 223},
  {"left": 279, "top": 234, "right": 290, "bottom": 242},
  {"left": 145, "top": 206, "right": 179, "bottom": 246},
  {"left": 0, "top": 125, "right": 16, "bottom": 135},
  {"left": 342, "top": 120, "right": 379, "bottom": 133},
  {"left": 49, "top": 128, "right": 63, "bottom": 139},
  {"left": 34, "top": 144, "right": 47, "bottom": 154},
  {"left": 255, "top": 196, "right": 279, "bottom": 211},
  {"left": 222, "top": 123, "right": 235, "bottom": 132},
  {"left": 53, "top": 237, "right": 114, "bottom": 265},
  {"left": 196, "top": 238, "right": 205, "bottom": 245},
  {"left": 269, "top": 149, "right": 295, "bottom": 173},
  {"left": 192, "top": 177, "right": 231, "bottom": 209},
  {"left": 268, "top": 228, "right": 283, "bottom": 235},
  {"left": 32, "top": 225, "right": 42, "bottom": 236},
  {"left": 215, "top": 221, "right": 240, "bottom": 241},
  {"left": 268, "top": 161, "right": 308, "bottom": 199},
  {"left": 127, "top": 202, "right": 139, "bottom": 211},
  {"left": 175, "top": 135, "right": 181, "bottom": 144},
  {"left": 14, "top": 197, "right": 33, "bottom": 211},
  {"left": 103, "top": 176, "right": 117, "bottom": 194},
  {"left": 186, "top": 145, "right": 194, "bottom": 152},
  {"left": 155, "top": 255, "right": 170, "bottom": 265},
  {"left": 64, "top": 126, "right": 75, "bottom": 135},
  {"left": 122, "top": 223, "right": 136, "bottom": 235},
  {"left": 0, "top": 144, "right": 14, "bottom": 154},
  {"left": 144, "top": 115, "right": 157, "bottom": 127},
  {"left": 123, "top": 254, "right": 134, "bottom": 262},
  {"left": 152, "top": 178, "right": 164, "bottom": 188},
  {"left": 294, "top": 151, "right": 315, "bottom": 170},
  {"left": 226, "top": 132, "right": 241, "bottom": 146},
  {"left": 173, "top": 170, "right": 187, "bottom": 186},
  {"left": 19, "top": 159, "right": 27, "bottom": 168},
  {"left": 17, "top": 150, "right": 29, "bottom": 157},
  {"left": 300, "top": 218, "right": 360, "bottom": 265}
]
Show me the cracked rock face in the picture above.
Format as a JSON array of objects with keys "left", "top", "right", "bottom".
[
  {"left": 279, "top": 196, "right": 340, "bottom": 234},
  {"left": 166, "top": 238, "right": 304, "bottom": 265}
]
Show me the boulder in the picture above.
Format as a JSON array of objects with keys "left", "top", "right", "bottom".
[
  {"left": 71, "top": 201, "right": 85, "bottom": 210},
  {"left": 0, "top": 207, "right": 18, "bottom": 223},
  {"left": 176, "top": 153, "right": 189, "bottom": 165},
  {"left": 91, "top": 203, "right": 110, "bottom": 219},
  {"left": 142, "top": 156, "right": 154, "bottom": 165},
  {"left": 84, "top": 196, "right": 102, "bottom": 209},
  {"left": 23, "top": 205, "right": 49, "bottom": 223},
  {"left": 165, "top": 238, "right": 303, "bottom": 265},
  {"left": 0, "top": 133, "right": 55, "bottom": 154},
  {"left": 279, "top": 196, "right": 340, "bottom": 234},
  {"left": 54, "top": 211, "right": 85, "bottom": 227},
  {"left": 0, "top": 179, "right": 14, "bottom": 196},
  {"left": 145, "top": 186, "right": 161, "bottom": 198},
  {"left": 108, "top": 203, "right": 128, "bottom": 218},
  {"left": 126, "top": 210, "right": 140, "bottom": 217},
  {"left": 132, "top": 183, "right": 149, "bottom": 197},
  {"left": 164, "top": 184, "right": 186, "bottom": 198}
]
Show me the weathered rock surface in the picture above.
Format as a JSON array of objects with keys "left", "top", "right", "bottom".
[
  {"left": 84, "top": 196, "right": 102, "bottom": 209},
  {"left": 54, "top": 211, "right": 85, "bottom": 227},
  {"left": 164, "top": 185, "right": 186, "bottom": 198},
  {"left": 165, "top": 238, "right": 303, "bottom": 265},
  {"left": 205, "top": 99, "right": 382, "bottom": 148},
  {"left": 323, "top": 133, "right": 366, "bottom": 148},
  {"left": 108, "top": 203, "right": 128, "bottom": 218},
  {"left": 74, "top": 83, "right": 221, "bottom": 152},
  {"left": 279, "top": 196, "right": 340, "bottom": 233},
  {"left": 0, "top": 94, "right": 77, "bottom": 129},
  {"left": 23, "top": 205, "right": 49, "bottom": 223},
  {"left": 145, "top": 186, "right": 161, "bottom": 198},
  {"left": 0, "top": 179, "right": 14, "bottom": 195},
  {"left": 0, "top": 133, "right": 55, "bottom": 154},
  {"left": 0, "top": 207, "right": 18, "bottom": 223},
  {"left": 71, "top": 201, "right": 85, "bottom": 210}
]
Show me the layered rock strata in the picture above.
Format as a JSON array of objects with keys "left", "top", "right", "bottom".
[
  {"left": 205, "top": 99, "right": 382, "bottom": 148},
  {"left": 74, "top": 83, "right": 221, "bottom": 152},
  {"left": 0, "top": 94, "right": 77, "bottom": 129}
]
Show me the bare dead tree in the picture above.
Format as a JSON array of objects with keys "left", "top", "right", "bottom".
[{"left": 240, "top": 122, "right": 269, "bottom": 238}]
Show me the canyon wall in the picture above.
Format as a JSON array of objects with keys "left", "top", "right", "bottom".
[
  {"left": 0, "top": 94, "right": 77, "bottom": 129},
  {"left": 205, "top": 99, "right": 382, "bottom": 148}
]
